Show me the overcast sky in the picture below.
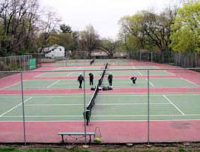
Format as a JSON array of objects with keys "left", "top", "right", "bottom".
[{"left": 39, "top": 0, "right": 180, "bottom": 39}]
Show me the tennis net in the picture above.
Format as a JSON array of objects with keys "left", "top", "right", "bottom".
[{"left": 85, "top": 63, "right": 108, "bottom": 125}]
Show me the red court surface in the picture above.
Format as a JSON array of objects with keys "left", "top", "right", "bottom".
[{"left": 0, "top": 120, "right": 200, "bottom": 143}]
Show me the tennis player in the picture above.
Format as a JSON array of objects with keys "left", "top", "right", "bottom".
[
  {"left": 108, "top": 74, "right": 113, "bottom": 86},
  {"left": 130, "top": 76, "right": 137, "bottom": 84},
  {"left": 77, "top": 73, "right": 84, "bottom": 88},
  {"left": 90, "top": 59, "right": 95, "bottom": 65},
  {"left": 89, "top": 73, "right": 94, "bottom": 86}
]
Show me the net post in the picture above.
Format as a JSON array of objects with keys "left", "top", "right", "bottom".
[
  {"left": 83, "top": 70, "right": 87, "bottom": 144},
  {"left": 20, "top": 72, "right": 26, "bottom": 145},
  {"left": 147, "top": 70, "right": 150, "bottom": 144}
]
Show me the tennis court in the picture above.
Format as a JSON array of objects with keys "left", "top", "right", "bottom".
[
  {"left": 0, "top": 93, "right": 200, "bottom": 121},
  {"left": 0, "top": 59, "right": 200, "bottom": 143}
]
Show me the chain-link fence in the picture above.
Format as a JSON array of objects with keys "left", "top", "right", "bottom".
[
  {"left": 0, "top": 54, "right": 42, "bottom": 72},
  {"left": 129, "top": 51, "right": 200, "bottom": 67},
  {"left": 0, "top": 67, "right": 200, "bottom": 144}
]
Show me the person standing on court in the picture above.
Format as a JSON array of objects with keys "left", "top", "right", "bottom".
[
  {"left": 90, "top": 59, "right": 95, "bottom": 65},
  {"left": 108, "top": 74, "right": 113, "bottom": 86},
  {"left": 130, "top": 76, "right": 137, "bottom": 84},
  {"left": 77, "top": 73, "right": 84, "bottom": 89},
  {"left": 89, "top": 73, "right": 94, "bottom": 86}
]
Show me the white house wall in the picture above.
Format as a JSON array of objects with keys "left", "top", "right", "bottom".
[{"left": 45, "top": 46, "right": 65, "bottom": 58}]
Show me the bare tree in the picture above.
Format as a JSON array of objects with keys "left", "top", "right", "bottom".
[
  {"left": 100, "top": 39, "right": 119, "bottom": 58},
  {"left": 0, "top": 0, "right": 40, "bottom": 54},
  {"left": 78, "top": 25, "right": 100, "bottom": 58},
  {"left": 38, "top": 9, "right": 61, "bottom": 51},
  {"left": 0, "top": 0, "right": 62, "bottom": 55},
  {"left": 142, "top": 9, "right": 177, "bottom": 51}
]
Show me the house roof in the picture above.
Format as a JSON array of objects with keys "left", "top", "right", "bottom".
[{"left": 42, "top": 44, "right": 65, "bottom": 53}]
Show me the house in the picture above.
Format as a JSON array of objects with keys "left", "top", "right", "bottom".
[
  {"left": 91, "top": 50, "right": 108, "bottom": 58},
  {"left": 42, "top": 45, "right": 65, "bottom": 58},
  {"left": 114, "top": 51, "right": 128, "bottom": 58}
]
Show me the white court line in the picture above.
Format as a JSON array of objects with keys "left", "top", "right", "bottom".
[
  {"left": 46, "top": 80, "right": 60, "bottom": 88},
  {"left": 93, "top": 114, "right": 183, "bottom": 117},
  {"left": 0, "top": 97, "right": 32, "bottom": 117},
  {"left": 137, "top": 71, "right": 143, "bottom": 76},
  {"left": 25, "top": 103, "right": 170, "bottom": 106},
  {"left": 15, "top": 93, "right": 199, "bottom": 98},
  {"left": 180, "top": 78, "right": 200, "bottom": 87},
  {"left": 97, "top": 93, "right": 200, "bottom": 97},
  {"left": 2, "top": 119, "right": 200, "bottom": 122},
  {"left": 132, "top": 67, "right": 143, "bottom": 76},
  {"left": 163, "top": 95, "right": 185, "bottom": 115},
  {"left": 1, "top": 114, "right": 194, "bottom": 118},
  {"left": 36, "top": 66, "right": 81, "bottom": 77},
  {"left": 1, "top": 115, "right": 82, "bottom": 118},
  {"left": 145, "top": 78, "right": 154, "bottom": 87},
  {"left": 66, "top": 72, "right": 74, "bottom": 76},
  {"left": 36, "top": 67, "right": 81, "bottom": 88},
  {"left": 0, "top": 80, "right": 27, "bottom": 90},
  {"left": 149, "top": 81, "right": 154, "bottom": 87},
  {"left": 0, "top": 93, "right": 197, "bottom": 103},
  {"left": 64, "top": 66, "right": 82, "bottom": 76},
  {"left": 25, "top": 95, "right": 85, "bottom": 98}
]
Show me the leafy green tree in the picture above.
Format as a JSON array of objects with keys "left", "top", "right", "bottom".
[
  {"left": 119, "top": 9, "right": 176, "bottom": 54},
  {"left": 119, "top": 14, "right": 146, "bottom": 51},
  {"left": 60, "top": 24, "right": 72, "bottom": 33},
  {"left": 170, "top": 1, "right": 200, "bottom": 52},
  {"left": 39, "top": 30, "right": 76, "bottom": 52}
]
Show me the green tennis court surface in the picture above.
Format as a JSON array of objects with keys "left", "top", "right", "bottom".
[
  {"left": 43, "top": 59, "right": 133, "bottom": 66},
  {"left": 0, "top": 93, "right": 200, "bottom": 121},
  {"left": 1, "top": 59, "right": 200, "bottom": 122},
  {"left": 5, "top": 77, "right": 198, "bottom": 90},
  {"left": 37, "top": 66, "right": 165, "bottom": 77}
]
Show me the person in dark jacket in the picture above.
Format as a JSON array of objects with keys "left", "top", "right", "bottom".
[
  {"left": 89, "top": 73, "right": 94, "bottom": 86},
  {"left": 108, "top": 74, "right": 113, "bottom": 86},
  {"left": 90, "top": 59, "right": 95, "bottom": 65},
  {"left": 77, "top": 73, "right": 84, "bottom": 88},
  {"left": 130, "top": 76, "right": 137, "bottom": 84}
]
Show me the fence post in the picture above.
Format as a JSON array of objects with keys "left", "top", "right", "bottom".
[
  {"left": 23, "top": 55, "right": 25, "bottom": 71},
  {"left": 147, "top": 70, "right": 150, "bottom": 144},
  {"left": 83, "top": 70, "right": 87, "bottom": 144},
  {"left": 20, "top": 72, "right": 26, "bottom": 144},
  {"left": 19, "top": 56, "right": 22, "bottom": 70}
]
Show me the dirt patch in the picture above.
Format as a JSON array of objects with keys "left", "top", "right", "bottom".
[{"left": 2, "top": 143, "right": 200, "bottom": 152}]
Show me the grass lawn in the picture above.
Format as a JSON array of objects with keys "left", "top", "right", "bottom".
[{"left": 0, "top": 146, "right": 200, "bottom": 152}]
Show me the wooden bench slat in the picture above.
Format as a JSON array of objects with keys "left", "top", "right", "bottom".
[{"left": 58, "top": 132, "right": 95, "bottom": 135}]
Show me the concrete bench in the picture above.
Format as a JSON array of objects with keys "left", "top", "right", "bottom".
[{"left": 58, "top": 132, "right": 95, "bottom": 143}]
